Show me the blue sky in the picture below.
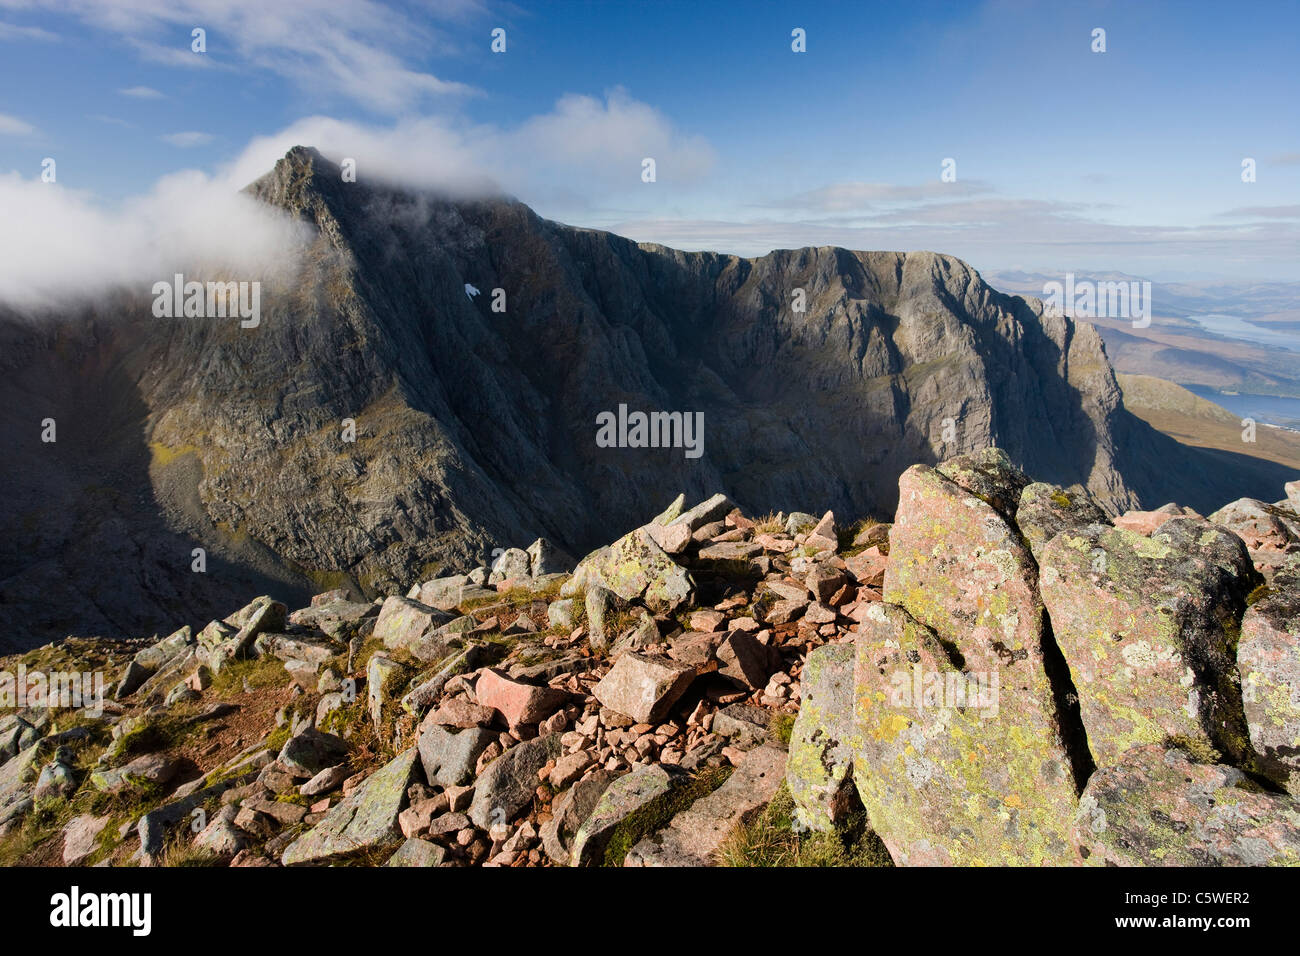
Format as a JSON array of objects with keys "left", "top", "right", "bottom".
[{"left": 1, "top": 0, "right": 1297, "bottom": 289}]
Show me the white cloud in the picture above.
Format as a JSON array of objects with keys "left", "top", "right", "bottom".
[
  {"left": 0, "top": 113, "right": 34, "bottom": 135},
  {"left": 9, "top": 0, "right": 481, "bottom": 113},
  {"left": 0, "top": 89, "right": 716, "bottom": 309},
  {"left": 0, "top": 19, "right": 58, "bottom": 41},
  {"left": 119, "top": 85, "right": 164, "bottom": 99},
  {"left": 162, "top": 131, "right": 214, "bottom": 147},
  {"left": 224, "top": 90, "right": 716, "bottom": 205},
  {"left": 0, "top": 168, "right": 314, "bottom": 310}
]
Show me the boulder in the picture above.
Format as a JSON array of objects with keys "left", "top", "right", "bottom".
[
  {"left": 281, "top": 748, "right": 420, "bottom": 865},
  {"left": 625, "top": 744, "right": 786, "bottom": 866},
  {"left": 569, "top": 764, "right": 687, "bottom": 866},
  {"left": 373, "top": 596, "right": 455, "bottom": 662},
  {"left": 411, "top": 575, "right": 470, "bottom": 612},
  {"left": 418, "top": 724, "right": 497, "bottom": 788},
  {"left": 1040, "top": 517, "right": 1259, "bottom": 770},
  {"left": 279, "top": 728, "right": 349, "bottom": 779},
  {"left": 935, "top": 447, "right": 1029, "bottom": 519},
  {"left": 715, "top": 632, "right": 770, "bottom": 689},
  {"left": 786, "top": 643, "right": 859, "bottom": 831},
  {"left": 850, "top": 602, "right": 1077, "bottom": 865},
  {"left": 468, "top": 733, "right": 563, "bottom": 830},
  {"left": 540, "top": 769, "right": 615, "bottom": 864},
  {"left": 1208, "top": 497, "right": 1300, "bottom": 577},
  {"left": 562, "top": 528, "right": 694, "bottom": 612},
  {"left": 584, "top": 585, "right": 618, "bottom": 654},
  {"left": 192, "top": 805, "right": 250, "bottom": 860},
  {"left": 386, "top": 837, "right": 447, "bottom": 867},
  {"left": 593, "top": 653, "right": 695, "bottom": 724},
  {"left": 489, "top": 548, "right": 532, "bottom": 584},
  {"left": 62, "top": 814, "right": 110, "bottom": 866},
  {"left": 475, "top": 669, "right": 566, "bottom": 727},
  {"left": 1073, "top": 745, "right": 1300, "bottom": 866},
  {"left": 666, "top": 494, "right": 735, "bottom": 533},
  {"left": 366, "top": 654, "right": 411, "bottom": 731},
  {"left": 1238, "top": 556, "right": 1300, "bottom": 791},
  {"left": 1015, "top": 482, "right": 1108, "bottom": 561},
  {"left": 526, "top": 537, "right": 574, "bottom": 576}
]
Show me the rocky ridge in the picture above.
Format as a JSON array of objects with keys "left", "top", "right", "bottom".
[
  {"left": 4, "top": 145, "right": 1296, "bottom": 652},
  {"left": 3, "top": 452, "right": 1298, "bottom": 867}
]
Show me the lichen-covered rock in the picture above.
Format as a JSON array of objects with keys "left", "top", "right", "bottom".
[
  {"left": 1073, "top": 744, "right": 1300, "bottom": 866},
  {"left": 882, "top": 463, "right": 1082, "bottom": 812},
  {"left": 408, "top": 576, "right": 470, "bottom": 612},
  {"left": 851, "top": 602, "right": 1077, "bottom": 865},
  {"left": 281, "top": 747, "right": 419, "bottom": 865},
  {"left": 1016, "top": 482, "right": 1108, "bottom": 562},
  {"left": 884, "top": 464, "right": 1049, "bottom": 692},
  {"left": 562, "top": 527, "right": 694, "bottom": 612},
  {"left": 278, "top": 727, "right": 349, "bottom": 778},
  {"left": 935, "top": 447, "right": 1030, "bottom": 519},
  {"left": 665, "top": 494, "right": 735, "bottom": 533},
  {"left": 626, "top": 744, "right": 786, "bottom": 866},
  {"left": 373, "top": 596, "right": 455, "bottom": 662},
  {"left": 526, "top": 537, "right": 573, "bottom": 577},
  {"left": 786, "top": 642, "right": 859, "bottom": 832},
  {"left": 489, "top": 547, "right": 532, "bottom": 584},
  {"left": 367, "top": 654, "right": 411, "bottom": 732},
  {"left": 1040, "top": 517, "right": 1260, "bottom": 771},
  {"left": 385, "top": 836, "right": 446, "bottom": 867},
  {"left": 1238, "top": 555, "right": 1300, "bottom": 791},
  {"left": 570, "top": 764, "right": 686, "bottom": 866},
  {"left": 540, "top": 770, "right": 615, "bottom": 864}
]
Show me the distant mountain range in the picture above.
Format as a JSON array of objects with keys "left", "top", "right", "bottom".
[{"left": 0, "top": 146, "right": 1296, "bottom": 650}]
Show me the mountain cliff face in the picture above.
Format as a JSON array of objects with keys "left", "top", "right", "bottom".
[{"left": 1, "top": 146, "right": 1294, "bottom": 650}]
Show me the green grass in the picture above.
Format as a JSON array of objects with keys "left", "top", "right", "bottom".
[
  {"left": 208, "top": 655, "right": 290, "bottom": 696},
  {"left": 718, "top": 783, "right": 894, "bottom": 867},
  {"left": 769, "top": 712, "right": 796, "bottom": 746}
]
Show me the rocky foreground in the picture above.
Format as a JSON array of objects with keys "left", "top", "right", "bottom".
[{"left": 2, "top": 449, "right": 1300, "bottom": 867}]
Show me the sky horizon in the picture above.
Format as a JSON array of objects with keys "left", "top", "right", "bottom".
[{"left": 1, "top": 0, "right": 1298, "bottom": 294}]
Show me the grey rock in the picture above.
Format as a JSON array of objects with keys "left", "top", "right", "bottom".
[
  {"left": 469, "top": 733, "right": 563, "bottom": 830},
  {"left": 386, "top": 836, "right": 446, "bottom": 867},
  {"left": 281, "top": 747, "right": 419, "bottom": 866},
  {"left": 540, "top": 769, "right": 615, "bottom": 865},
  {"left": 418, "top": 724, "right": 497, "bottom": 788},
  {"left": 278, "top": 728, "right": 349, "bottom": 779}
]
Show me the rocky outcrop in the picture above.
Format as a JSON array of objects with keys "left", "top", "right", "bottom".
[
  {"left": 788, "top": 451, "right": 1300, "bottom": 866},
  {"left": 1041, "top": 519, "right": 1259, "bottom": 770},
  {"left": 1074, "top": 745, "right": 1300, "bottom": 866}
]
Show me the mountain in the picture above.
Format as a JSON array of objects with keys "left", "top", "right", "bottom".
[{"left": 1, "top": 146, "right": 1295, "bottom": 651}]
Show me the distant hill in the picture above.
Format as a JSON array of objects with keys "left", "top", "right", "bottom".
[{"left": 1117, "top": 372, "right": 1300, "bottom": 475}]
